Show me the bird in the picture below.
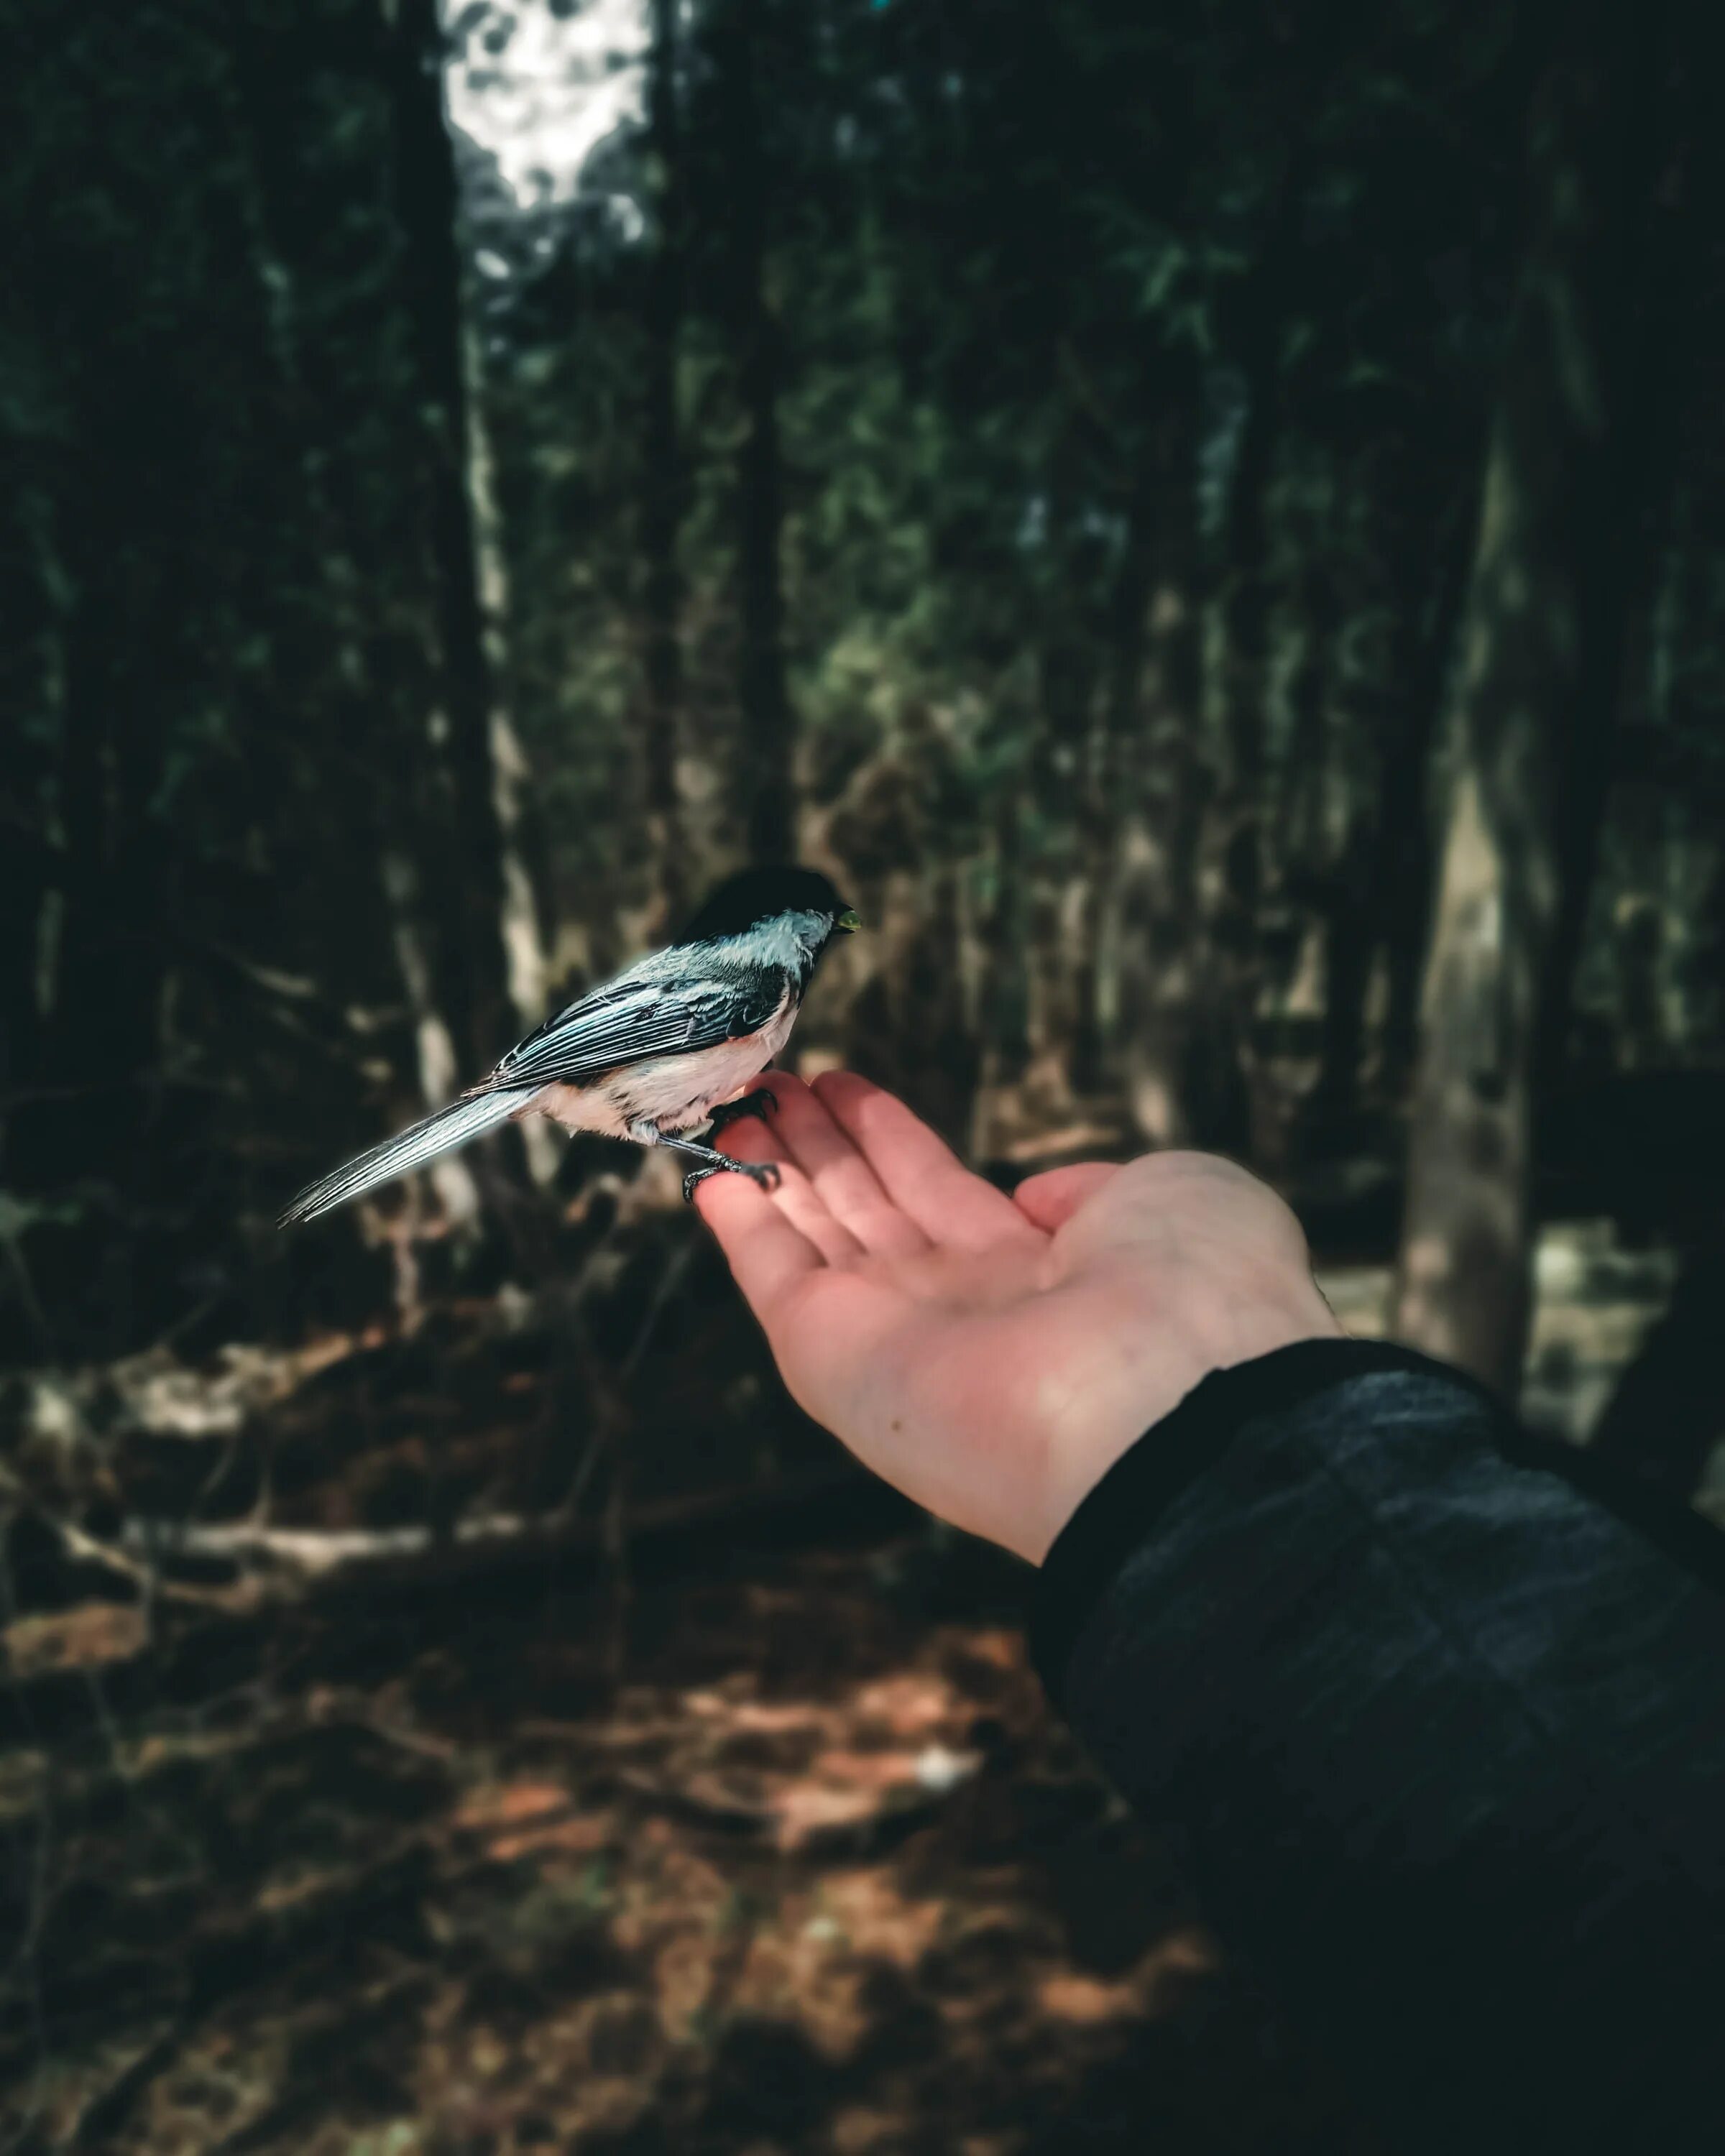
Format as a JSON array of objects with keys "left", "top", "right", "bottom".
[{"left": 280, "top": 865, "right": 860, "bottom": 1225}]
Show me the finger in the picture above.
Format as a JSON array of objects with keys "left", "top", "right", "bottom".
[
  {"left": 763, "top": 1075, "right": 932, "bottom": 1258},
  {"left": 693, "top": 1168, "right": 823, "bottom": 1312},
  {"left": 718, "top": 1110, "right": 868, "bottom": 1268},
  {"left": 1012, "top": 1161, "right": 1121, "bottom": 1233},
  {"left": 811, "top": 1072, "right": 1041, "bottom": 1253}
]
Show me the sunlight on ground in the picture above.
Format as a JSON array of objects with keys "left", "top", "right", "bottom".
[{"left": 0, "top": 1547, "right": 1381, "bottom": 2155}]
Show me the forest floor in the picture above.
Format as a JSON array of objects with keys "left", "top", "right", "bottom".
[
  {"left": 0, "top": 1210, "right": 1694, "bottom": 2156},
  {"left": 1, "top": 1503, "right": 1384, "bottom": 2156}
]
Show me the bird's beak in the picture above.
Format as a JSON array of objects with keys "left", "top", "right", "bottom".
[{"left": 837, "top": 908, "right": 862, "bottom": 933}]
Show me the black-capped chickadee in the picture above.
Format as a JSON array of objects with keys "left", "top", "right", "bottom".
[{"left": 280, "top": 866, "right": 859, "bottom": 1225}]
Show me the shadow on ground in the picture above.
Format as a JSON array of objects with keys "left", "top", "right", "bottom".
[{"left": 1, "top": 1513, "right": 1382, "bottom": 2156}]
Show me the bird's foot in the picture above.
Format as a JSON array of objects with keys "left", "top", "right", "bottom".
[
  {"left": 706, "top": 1087, "right": 777, "bottom": 1135},
  {"left": 682, "top": 1156, "right": 781, "bottom": 1204}
]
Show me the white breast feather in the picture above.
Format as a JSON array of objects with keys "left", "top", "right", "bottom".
[{"left": 530, "top": 987, "right": 796, "bottom": 1142}]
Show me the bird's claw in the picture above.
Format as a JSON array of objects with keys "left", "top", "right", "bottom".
[
  {"left": 682, "top": 1157, "right": 781, "bottom": 1204},
  {"left": 706, "top": 1087, "right": 778, "bottom": 1135}
]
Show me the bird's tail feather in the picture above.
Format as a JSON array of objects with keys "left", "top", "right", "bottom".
[{"left": 279, "top": 1087, "right": 535, "bottom": 1227}]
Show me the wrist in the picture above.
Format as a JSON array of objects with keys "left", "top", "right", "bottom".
[
  {"left": 1031, "top": 1273, "right": 1344, "bottom": 1563},
  {"left": 1031, "top": 1337, "right": 1456, "bottom": 1697},
  {"left": 1188, "top": 1268, "right": 1347, "bottom": 1383}
]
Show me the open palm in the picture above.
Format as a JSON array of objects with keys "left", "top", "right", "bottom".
[{"left": 696, "top": 1072, "right": 1340, "bottom": 1562}]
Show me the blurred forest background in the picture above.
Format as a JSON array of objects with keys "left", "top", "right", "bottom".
[{"left": 1, "top": 0, "right": 1721, "bottom": 2150}]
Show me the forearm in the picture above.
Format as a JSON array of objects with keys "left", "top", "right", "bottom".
[{"left": 1034, "top": 1340, "right": 1725, "bottom": 2156}]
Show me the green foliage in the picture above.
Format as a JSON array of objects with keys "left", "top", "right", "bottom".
[{"left": 1, "top": 0, "right": 1719, "bottom": 1363}]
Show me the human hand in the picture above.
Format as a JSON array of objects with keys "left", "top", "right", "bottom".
[{"left": 694, "top": 1073, "right": 1343, "bottom": 1562}]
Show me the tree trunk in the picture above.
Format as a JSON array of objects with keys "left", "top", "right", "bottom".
[
  {"left": 1536, "top": 20, "right": 1694, "bottom": 1097},
  {"left": 640, "top": 0, "right": 691, "bottom": 926},
  {"left": 1119, "top": 409, "right": 1207, "bottom": 1148},
  {"left": 1087, "top": 472, "right": 1157, "bottom": 1090},
  {"left": 224, "top": 25, "right": 493, "bottom": 1221},
  {"left": 970, "top": 780, "right": 1031, "bottom": 1161},
  {"left": 464, "top": 319, "right": 550, "bottom": 1035},
  {"left": 463, "top": 318, "right": 561, "bottom": 1184},
  {"left": 387, "top": 0, "right": 520, "bottom": 1069},
  {"left": 0, "top": 494, "right": 56, "bottom": 1129},
  {"left": 1030, "top": 502, "right": 1102, "bottom": 1095},
  {"left": 50, "top": 543, "right": 118, "bottom": 1097},
  {"left": 1393, "top": 11, "right": 1655, "bottom": 1391},
  {"left": 1214, "top": 350, "right": 1276, "bottom": 888},
  {"left": 1301, "top": 446, "right": 1474, "bottom": 1144},
  {"left": 380, "top": 842, "right": 482, "bottom": 1227},
  {"left": 0, "top": 796, "right": 47, "bottom": 1130},
  {"left": 1375, "top": 479, "right": 1477, "bottom": 1103},
  {"left": 50, "top": 543, "right": 167, "bottom": 1103},
  {"left": 719, "top": 0, "right": 796, "bottom": 866},
  {"left": 1186, "top": 149, "right": 1311, "bottom": 1158},
  {"left": 1070, "top": 468, "right": 1156, "bottom": 1095}
]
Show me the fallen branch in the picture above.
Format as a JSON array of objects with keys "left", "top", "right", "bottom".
[
  {"left": 122, "top": 1512, "right": 536, "bottom": 1573},
  {"left": 118, "top": 1460, "right": 890, "bottom": 1592},
  {"left": 52, "top": 1519, "right": 222, "bottom": 1608}
]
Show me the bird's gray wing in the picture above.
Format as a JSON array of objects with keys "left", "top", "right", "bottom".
[{"left": 487, "top": 961, "right": 790, "bottom": 1092}]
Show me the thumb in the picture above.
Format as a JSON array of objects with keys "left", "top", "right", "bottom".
[{"left": 1012, "top": 1161, "right": 1121, "bottom": 1233}]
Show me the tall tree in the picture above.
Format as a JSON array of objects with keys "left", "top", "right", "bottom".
[
  {"left": 1393, "top": 3, "right": 1660, "bottom": 1389},
  {"left": 226, "top": 4, "right": 490, "bottom": 1219},
  {"left": 387, "top": 0, "right": 541, "bottom": 1072},
  {"left": 1118, "top": 401, "right": 1208, "bottom": 1146},
  {"left": 639, "top": 0, "right": 691, "bottom": 923},
  {"left": 715, "top": 0, "right": 797, "bottom": 865}
]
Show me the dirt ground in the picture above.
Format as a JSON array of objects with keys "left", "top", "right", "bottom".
[
  {"left": 0, "top": 1503, "right": 1384, "bottom": 2156},
  {"left": 1, "top": 1207, "right": 1694, "bottom": 2156}
]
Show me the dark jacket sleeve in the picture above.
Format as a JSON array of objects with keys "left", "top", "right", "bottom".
[{"left": 1032, "top": 1338, "right": 1725, "bottom": 2156}]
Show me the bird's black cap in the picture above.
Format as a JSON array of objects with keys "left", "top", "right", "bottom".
[{"left": 678, "top": 865, "right": 857, "bottom": 943}]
